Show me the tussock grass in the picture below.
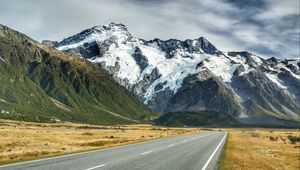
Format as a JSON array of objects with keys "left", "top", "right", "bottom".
[{"left": 219, "top": 128, "right": 300, "bottom": 170}]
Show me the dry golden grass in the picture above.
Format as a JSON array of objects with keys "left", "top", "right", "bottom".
[
  {"left": 220, "top": 128, "right": 300, "bottom": 170},
  {"left": 1, "top": 119, "right": 298, "bottom": 169},
  {"left": 0, "top": 119, "right": 201, "bottom": 164}
]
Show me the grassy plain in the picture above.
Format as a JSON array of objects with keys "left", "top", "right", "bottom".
[
  {"left": 0, "top": 119, "right": 201, "bottom": 164},
  {"left": 220, "top": 128, "right": 300, "bottom": 170},
  {"left": 1, "top": 119, "right": 299, "bottom": 170}
]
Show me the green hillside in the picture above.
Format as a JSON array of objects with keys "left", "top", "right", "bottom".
[{"left": 0, "top": 24, "right": 157, "bottom": 124}]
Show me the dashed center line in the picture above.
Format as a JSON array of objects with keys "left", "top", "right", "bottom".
[
  {"left": 85, "top": 164, "right": 106, "bottom": 170},
  {"left": 141, "top": 150, "right": 153, "bottom": 155},
  {"left": 168, "top": 144, "right": 175, "bottom": 147}
]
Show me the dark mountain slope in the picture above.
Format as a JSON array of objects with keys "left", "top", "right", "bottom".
[{"left": 155, "top": 111, "right": 240, "bottom": 127}]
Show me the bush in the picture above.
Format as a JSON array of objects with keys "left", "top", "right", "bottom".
[
  {"left": 287, "top": 135, "right": 300, "bottom": 144},
  {"left": 268, "top": 136, "right": 278, "bottom": 141}
]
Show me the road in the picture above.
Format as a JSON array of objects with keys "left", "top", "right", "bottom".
[{"left": 0, "top": 131, "right": 227, "bottom": 170}]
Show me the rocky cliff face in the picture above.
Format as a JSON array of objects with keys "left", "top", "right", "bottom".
[{"left": 55, "top": 23, "right": 300, "bottom": 125}]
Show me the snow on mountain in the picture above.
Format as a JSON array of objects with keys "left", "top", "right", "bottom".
[
  {"left": 57, "top": 23, "right": 132, "bottom": 51},
  {"left": 139, "top": 43, "right": 212, "bottom": 103},
  {"left": 56, "top": 23, "right": 220, "bottom": 103},
  {"left": 201, "top": 55, "right": 239, "bottom": 82},
  {"left": 265, "top": 73, "right": 287, "bottom": 89},
  {"left": 55, "top": 23, "right": 300, "bottom": 125}
]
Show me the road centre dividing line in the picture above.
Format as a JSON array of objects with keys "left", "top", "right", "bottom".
[
  {"left": 141, "top": 150, "right": 153, "bottom": 155},
  {"left": 85, "top": 164, "right": 106, "bottom": 170}
]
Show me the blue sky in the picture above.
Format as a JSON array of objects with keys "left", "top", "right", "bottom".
[{"left": 0, "top": 0, "right": 299, "bottom": 58}]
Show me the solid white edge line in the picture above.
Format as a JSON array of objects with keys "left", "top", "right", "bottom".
[
  {"left": 141, "top": 150, "right": 153, "bottom": 155},
  {"left": 201, "top": 133, "right": 227, "bottom": 170},
  {"left": 85, "top": 164, "right": 106, "bottom": 170}
]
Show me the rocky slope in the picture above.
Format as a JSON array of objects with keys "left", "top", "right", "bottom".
[
  {"left": 55, "top": 23, "right": 300, "bottom": 126},
  {"left": 0, "top": 24, "right": 156, "bottom": 124}
]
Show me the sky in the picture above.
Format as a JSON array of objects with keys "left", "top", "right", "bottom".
[{"left": 0, "top": 0, "right": 299, "bottom": 58}]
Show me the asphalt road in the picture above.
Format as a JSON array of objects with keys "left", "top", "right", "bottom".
[{"left": 0, "top": 131, "right": 227, "bottom": 170}]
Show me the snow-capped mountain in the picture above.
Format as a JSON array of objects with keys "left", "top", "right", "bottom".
[{"left": 55, "top": 23, "right": 300, "bottom": 125}]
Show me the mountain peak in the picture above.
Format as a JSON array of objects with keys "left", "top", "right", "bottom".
[
  {"left": 56, "top": 23, "right": 219, "bottom": 56},
  {"left": 91, "top": 22, "right": 129, "bottom": 33},
  {"left": 196, "top": 37, "right": 218, "bottom": 54},
  {"left": 56, "top": 23, "right": 132, "bottom": 50},
  {"left": 145, "top": 36, "right": 219, "bottom": 57},
  {"left": 227, "top": 51, "right": 263, "bottom": 67}
]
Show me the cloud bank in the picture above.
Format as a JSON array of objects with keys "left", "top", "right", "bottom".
[{"left": 0, "top": 0, "right": 299, "bottom": 58}]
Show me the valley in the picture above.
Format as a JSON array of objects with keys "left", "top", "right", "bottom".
[
  {"left": 0, "top": 1, "right": 299, "bottom": 169},
  {"left": 0, "top": 21, "right": 299, "bottom": 170}
]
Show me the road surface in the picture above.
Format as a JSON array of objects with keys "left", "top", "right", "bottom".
[{"left": 0, "top": 131, "right": 227, "bottom": 170}]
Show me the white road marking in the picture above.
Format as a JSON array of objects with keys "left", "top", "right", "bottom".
[
  {"left": 85, "top": 164, "right": 106, "bottom": 170},
  {"left": 201, "top": 133, "right": 227, "bottom": 170},
  {"left": 168, "top": 144, "right": 175, "bottom": 147},
  {"left": 141, "top": 150, "right": 153, "bottom": 155},
  {"left": 171, "top": 134, "right": 212, "bottom": 146}
]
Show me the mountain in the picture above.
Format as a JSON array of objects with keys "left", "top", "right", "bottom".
[
  {"left": 0, "top": 24, "right": 157, "bottom": 125},
  {"left": 55, "top": 23, "right": 300, "bottom": 126}
]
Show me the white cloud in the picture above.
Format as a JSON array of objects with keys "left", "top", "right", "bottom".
[
  {"left": 0, "top": 0, "right": 298, "bottom": 58},
  {"left": 254, "top": 0, "right": 299, "bottom": 20}
]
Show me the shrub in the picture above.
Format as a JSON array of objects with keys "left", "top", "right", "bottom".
[
  {"left": 268, "top": 136, "right": 278, "bottom": 141},
  {"left": 287, "top": 135, "right": 300, "bottom": 144}
]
